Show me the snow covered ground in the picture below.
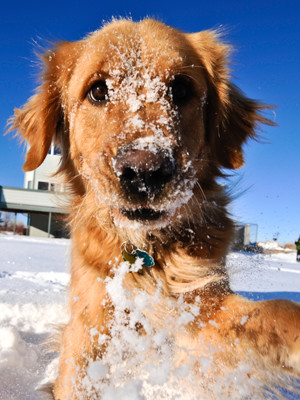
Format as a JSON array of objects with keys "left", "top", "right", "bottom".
[{"left": 0, "top": 234, "right": 299, "bottom": 399}]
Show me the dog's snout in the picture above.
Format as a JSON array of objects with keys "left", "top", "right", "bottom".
[{"left": 115, "top": 148, "right": 175, "bottom": 198}]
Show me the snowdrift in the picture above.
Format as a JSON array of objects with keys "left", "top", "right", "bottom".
[{"left": 0, "top": 234, "right": 299, "bottom": 399}]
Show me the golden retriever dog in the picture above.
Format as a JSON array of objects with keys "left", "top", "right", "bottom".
[{"left": 11, "top": 19, "right": 300, "bottom": 399}]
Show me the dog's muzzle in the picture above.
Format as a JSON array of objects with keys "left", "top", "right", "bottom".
[{"left": 114, "top": 147, "right": 176, "bottom": 200}]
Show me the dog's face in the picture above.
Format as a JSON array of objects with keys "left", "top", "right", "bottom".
[
  {"left": 12, "top": 19, "right": 267, "bottom": 234},
  {"left": 67, "top": 21, "right": 210, "bottom": 230}
]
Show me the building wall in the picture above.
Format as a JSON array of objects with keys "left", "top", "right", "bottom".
[{"left": 28, "top": 213, "right": 67, "bottom": 238}]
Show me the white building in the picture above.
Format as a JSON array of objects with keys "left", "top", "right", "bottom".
[
  {"left": 0, "top": 144, "right": 69, "bottom": 238},
  {"left": 22, "top": 143, "right": 69, "bottom": 237},
  {"left": 24, "top": 143, "right": 65, "bottom": 192}
]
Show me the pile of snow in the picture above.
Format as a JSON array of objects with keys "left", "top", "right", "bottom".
[
  {"left": 0, "top": 235, "right": 69, "bottom": 399},
  {"left": 258, "top": 240, "right": 293, "bottom": 253},
  {"left": 0, "top": 234, "right": 299, "bottom": 399},
  {"left": 227, "top": 250, "right": 300, "bottom": 295}
]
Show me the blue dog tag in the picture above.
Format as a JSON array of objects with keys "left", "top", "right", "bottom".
[{"left": 135, "top": 249, "right": 155, "bottom": 268}]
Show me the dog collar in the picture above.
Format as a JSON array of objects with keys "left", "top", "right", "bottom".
[{"left": 121, "top": 241, "right": 154, "bottom": 273}]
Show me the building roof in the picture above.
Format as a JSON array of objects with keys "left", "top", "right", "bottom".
[{"left": 0, "top": 186, "right": 69, "bottom": 214}]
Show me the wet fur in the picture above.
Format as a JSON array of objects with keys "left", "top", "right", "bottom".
[{"left": 10, "top": 19, "right": 300, "bottom": 399}]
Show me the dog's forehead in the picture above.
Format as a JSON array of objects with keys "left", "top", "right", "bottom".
[{"left": 76, "top": 20, "right": 191, "bottom": 81}]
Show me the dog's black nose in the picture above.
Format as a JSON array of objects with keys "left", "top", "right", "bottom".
[{"left": 114, "top": 148, "right": 175, "bottom": 198}]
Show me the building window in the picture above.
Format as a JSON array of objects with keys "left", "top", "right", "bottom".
[
  {"left": 38, "top": 181, "right": 49, "bottom": 191},
  {"left": 53, "top": 145, "right": 61, "bottom": 155},
  {"left": 48, "top": 144, "right": 61, "bottom": 156},
  {"left": 27, "top": 181, "right": 32, "bottom": 189}
]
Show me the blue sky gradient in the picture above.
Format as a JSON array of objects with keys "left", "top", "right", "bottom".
[{"left": 1, "top": 0, "right": 299, "bottom": 243}]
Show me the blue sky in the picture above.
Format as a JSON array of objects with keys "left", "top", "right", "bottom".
[{"left": 1, "top": 0, "right": 299, "bottom": 243}]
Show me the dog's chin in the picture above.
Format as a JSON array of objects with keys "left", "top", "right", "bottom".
[{"left": 111, "top": 207, "right": 170, "bottom": 231}]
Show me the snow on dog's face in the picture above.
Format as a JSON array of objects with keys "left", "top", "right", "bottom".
[
  {"left": 11, "top": 19, "right": 266, "bottom": 233},
  {"left": 66, "top": 21, "right": 208, "bottom": 230}
]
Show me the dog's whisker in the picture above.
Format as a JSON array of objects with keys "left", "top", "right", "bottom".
[{"left": 195, "top": 181, "right": 207, "bottom": 202}]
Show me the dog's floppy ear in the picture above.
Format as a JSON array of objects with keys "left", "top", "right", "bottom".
[
  {"left": 209, "top": 82, "right": 272, "bottom": 169},
  {"left": 9, "top": 41, "right": 79, "bottom": 171},
  {"left": 187, "top": 30, "right": 273, "bottom": 169}
]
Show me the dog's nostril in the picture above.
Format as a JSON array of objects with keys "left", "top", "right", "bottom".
[
  {"left": 122, "top": 167, "right": 137, "bottom": 181},
  {"left": 115, "top": 148, "right": 175, "bottom": 198},
  {"left": 147, "top": 165, "right": 173, "bottom": 188}
]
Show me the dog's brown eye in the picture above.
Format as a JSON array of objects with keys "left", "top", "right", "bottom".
[
  {"left": 169, "top": 76, "right": 194, "bottom": 107},
  {"left": 88, "top": 81, "right": 108, "bottom": 104}
]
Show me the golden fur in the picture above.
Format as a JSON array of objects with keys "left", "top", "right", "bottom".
[{"left": 10, "top": 19, "right": 300, "bottom": 399}]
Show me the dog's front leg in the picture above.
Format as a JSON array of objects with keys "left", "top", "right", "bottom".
[
  {"left": 54, "top": 267, "right": 112, "bottom": 400},
  {"left": 54, "top": 312, "right": 112, "bottom": 400},
  {"left": 54, "top": 320, "right": 89, "bottom": 400},
  {"left": 207, "top": 294, "right": 300, "bottom": 374}
]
